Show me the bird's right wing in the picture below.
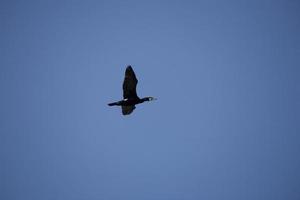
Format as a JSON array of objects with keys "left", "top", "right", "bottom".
[
  {"left": 121, "top": 105, "right": 136, "bottom": 115},
  {"left": 123, "top": 66, "right": 138, "bottom": 99}
]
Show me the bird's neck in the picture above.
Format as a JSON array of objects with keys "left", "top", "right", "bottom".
[{"left": 140, "top": 97, "right": 149, "bottom": 102}]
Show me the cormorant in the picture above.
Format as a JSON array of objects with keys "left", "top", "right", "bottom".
[{"left": 108, "top": 65, "right": 156, "bottom": 115}]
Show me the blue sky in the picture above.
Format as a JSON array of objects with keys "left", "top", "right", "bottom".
[{"left": 1, "top": 1, "right": 300, "bottom": 200}]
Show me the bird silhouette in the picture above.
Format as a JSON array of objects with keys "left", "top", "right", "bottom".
[{"left": 108, "top": 65, "right": 156, "bottom": 115}]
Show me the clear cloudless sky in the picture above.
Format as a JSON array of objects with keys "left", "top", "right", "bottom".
[{"left": 1, "top": 0, "right": 300, "bottom": 200}]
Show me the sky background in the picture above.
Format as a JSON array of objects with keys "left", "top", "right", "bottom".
[{"left": 1, "top": 0, "right": 300, "bottom": 200}]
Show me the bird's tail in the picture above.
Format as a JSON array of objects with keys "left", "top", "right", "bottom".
[{"left": 108, "top": 102, "right": 118, "bottom": 106}]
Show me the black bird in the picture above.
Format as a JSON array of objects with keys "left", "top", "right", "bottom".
[{"left": 108, "top": 65, "right": 156, "bottom": 115}]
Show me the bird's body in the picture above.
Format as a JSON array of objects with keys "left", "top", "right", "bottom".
[
  {"left": 108, "top": 66, "right": 156, "bottom": 115},
  {"left": 108, "top": 98, "right": 151, "bottom": 106}
]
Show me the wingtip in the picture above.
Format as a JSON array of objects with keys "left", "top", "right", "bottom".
[{"left": 126, "top": 65, "right": 132, "bottom": 69}]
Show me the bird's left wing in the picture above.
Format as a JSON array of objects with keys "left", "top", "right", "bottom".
[{"left": 121, "top": 105, "right": 136, "bottom": 115}]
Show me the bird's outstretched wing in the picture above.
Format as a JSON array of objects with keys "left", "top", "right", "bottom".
[
  {"left": 122, "top": 105, "right": 136, "bottom": 115},
  {"left": 123, "top": 66, "right": 138, "bottom": 99}
]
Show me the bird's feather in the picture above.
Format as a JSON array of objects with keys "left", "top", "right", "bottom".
[
  {"left": 123, "top": 66, "right": 138, "bottom": 99},
  {"left": 122, "top": 105, "right": 136, "bottom": 115}
]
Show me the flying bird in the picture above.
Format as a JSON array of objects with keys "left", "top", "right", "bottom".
[{"left": 108, "top": 65, "right": 156, "bottom": 115}]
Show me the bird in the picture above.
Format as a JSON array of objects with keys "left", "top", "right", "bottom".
[{"left": 108, "top": 65, "right": 156, "bottom": 115}]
